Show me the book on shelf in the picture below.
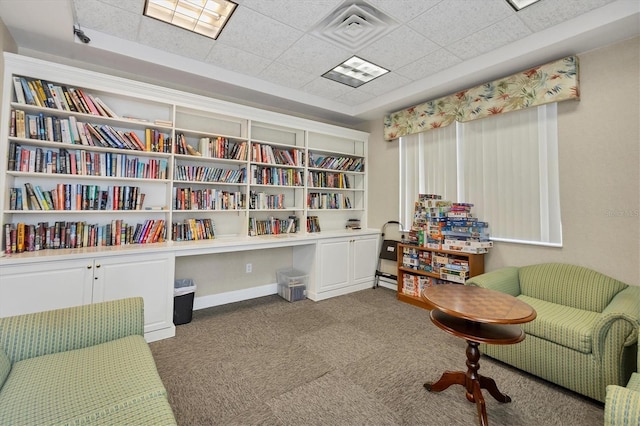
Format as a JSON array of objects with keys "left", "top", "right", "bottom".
[
  {"left": 12, "top": 76, "right": 26, "bottom": 104},
  {"left": 306, "top": 216, "right": 321, "bottom": 233},
  {"left": 23, "top": 183, "right": 42, "bottom": 210},
  {"left": 93, "top": 97, "right": 118, "bottom": 118}
]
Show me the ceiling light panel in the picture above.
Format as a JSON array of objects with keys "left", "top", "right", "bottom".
[
  {"left": 144, "top": 0, "right": 237, "bottom": 40},
  {"left": 322, "top": 56, "right": 389, "bottom": 88}
]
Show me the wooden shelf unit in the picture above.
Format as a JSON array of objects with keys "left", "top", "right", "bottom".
[{"left": 396, "top": 243, "right": 485, "bottom": 309}]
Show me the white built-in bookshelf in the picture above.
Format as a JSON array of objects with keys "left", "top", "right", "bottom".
[
  {"left": 0, "top": 53, "right": 375, "bottom": 341},
  {"left": 1, "top": 53, "right": 368, "bottom": 251}
]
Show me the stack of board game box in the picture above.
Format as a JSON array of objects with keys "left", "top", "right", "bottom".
[{"left": 409, "top": 194, "right": 492, "bottom": 254}]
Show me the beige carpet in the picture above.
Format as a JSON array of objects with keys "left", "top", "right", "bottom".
[{"left": 149, "top": 287, "right": 603, "bottom": 425}]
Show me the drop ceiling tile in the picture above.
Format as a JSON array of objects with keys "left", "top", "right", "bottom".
[
  {"left": 93, "top": 0, "right": 144, "bottom": 14},
  {"left": 275, "top": 34, "right": 350, "bottom": 75},
  {"left": 395, "top": 48, "right": 463, "bottom": 81},
  {"left": 75, "top": 0, "right": 140, "bottom": 41},
  {"left": 206, "top": 43, "right": 273, "bottom": 77},
  {"left": 333, "top": 89, "right": 376, "bottom": 106},
  {"left": 138, "top": 17, "right": 215, "bottom": 61},
  {"left": 355, "top": 72, "right": 412, "bottom": 97},
  {"left": 237, "top": 0, "right": 343, "bottom": 31},
  {"left": 364, "top": 0, "right": 441, "bottom": 23},
  {"left": 216, "top": 6, "right": 303, "bottom": 60},
  {"left": 302, "top": 77, "right": 356, "bottom": 99},
  {"left": 356, "top": 26, "right": 439, "bottom": 70},
  {"left": 408, "top": 0, "right": 513, "bottom": 46},
  {"left": 259, "top": 61, "right": 317, "bottom": 89},
  {"left": 446, "top": 15, "right": 532, "bottom": 61},
  {"left": 516, "top": 0, "right": 618, "bottom": 32}
]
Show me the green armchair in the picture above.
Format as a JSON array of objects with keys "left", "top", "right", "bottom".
[
  {"left": 0, "top": 297, "right": 177, "bottom": 425},
  {"left": 605, "top": 328, "right": 640, "bottom": 426},
  {"left": 465, "top": 263, "right": 640, "bottom": 403}
]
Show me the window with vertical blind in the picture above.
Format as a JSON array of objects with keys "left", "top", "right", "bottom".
[{"left": 399, "top": 104, "right": 562, "bottom": 246}]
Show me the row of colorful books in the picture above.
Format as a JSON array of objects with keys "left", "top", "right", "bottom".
[
  {"left": 249, "top": 165, "right": 304, "bottom": 186},
  {"left": 308, "top": 153, "right": 364, "bottom": 172},
  {"left": 197, "top": 137, "right": 247, "bottom": 160},
  {"left": 251, "top": 143, "right": 304, "bottom": 166},
  {"left": 249, "top": 191, "right": 285, "bottom": 210},
  {"left": 172, "top": 218, "right": 215, "bottom": 241},
  {"left": 10, "top": 183, "right": 145, "bottom": 212},
  {"left": 307, "top": 171, "right": 351, "bottom": 188},
  {"left": 3, "top": 218, "right": 165, "bottom": 254},
  {"left": 248, "top": 215, "right": 298, "bottom": 236},
  {"left": 13, "top": 76, "right": 117, "bottom": 117},
  {"left": 173, "top": 188, "right": 245, "bottom": 211},
  {"left": 9, "top": 143, "right": 168, "bottom": 179},
  {"left": 307, "top": 192, "right": 352, "bottom": 210},
  {"left": 174, "top": 164, "right": 245, "bottom": 183}
]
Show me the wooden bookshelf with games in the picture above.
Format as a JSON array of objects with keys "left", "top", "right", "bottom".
[{"left": 396, "top": 243, "right": 485, "bottom": 309}]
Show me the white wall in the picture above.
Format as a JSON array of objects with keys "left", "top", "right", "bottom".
[
  {"left": 0, "top": 19, "right": 17, "bottom": 101},
  {"left": 365, "top": 36, "right": 640, "bottom": 286}
]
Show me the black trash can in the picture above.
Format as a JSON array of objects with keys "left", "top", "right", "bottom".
[{"left": 173, "top": 279, "right": 196, "bottom": 325}]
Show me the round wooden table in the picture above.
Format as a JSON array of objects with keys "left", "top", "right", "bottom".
[{"left": 422, "top": 284, "right": 536, "bottom": 426}]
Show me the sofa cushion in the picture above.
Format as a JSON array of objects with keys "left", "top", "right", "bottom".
[
  {"left": 0, "top": 335, "right": 173, "bottom": 425},
  {"left": 518, "top": 295, "right": 600, "bottom": 354},
  {"left": 518, "top": 263, "right": 628, "bottom": 312},
  {"left": 0, "top": 348, "right": 10, "bottom": 390},
  {"left": 629, "top": 373, "right": 640, "bottom": 393}
]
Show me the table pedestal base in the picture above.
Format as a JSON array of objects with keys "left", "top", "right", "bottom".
[{"left": 424, "top": 340, "right": 511, "bottom": 426}]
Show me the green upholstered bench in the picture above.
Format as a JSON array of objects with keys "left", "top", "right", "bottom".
[
  {"left": 0, "top": 297, "right": 177, "bottom": 425},
  {"left": 605, "top": 328, "right": 640, "bottom": 426},
  {"left": 466, "top": 263, "right": 640, "bottom": 403}
]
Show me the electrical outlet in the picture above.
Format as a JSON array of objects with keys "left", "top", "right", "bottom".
[{"left": 245, "top": 263, "right": 252, "bottom": 273}]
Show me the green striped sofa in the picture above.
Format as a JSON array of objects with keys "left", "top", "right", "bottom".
[
  {"left": 0, "top": 297, "right": 177, "bottom": 425},
  {"left": 605, "top": 329, "right": 640, "bottom": 426},
  {"left": 465, "top": 263, "right": 640, "bottom": 403}
]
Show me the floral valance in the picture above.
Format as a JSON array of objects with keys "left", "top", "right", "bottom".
[{"left": 383, "top": 55, "right": 580, "bottom": 141}]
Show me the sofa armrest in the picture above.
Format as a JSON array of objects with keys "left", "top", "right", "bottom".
[
  {"left": 0, "top": 297, "right": 144, "bottom": 363},
  {"left": 596, "top": 286, "right": 640, "bottom": 351},
  {"left": 605, "top": 383, "right": 640, "bottom": 426},
  {"left": 465, "top": 266, "right": 521, "bottom": 297}
]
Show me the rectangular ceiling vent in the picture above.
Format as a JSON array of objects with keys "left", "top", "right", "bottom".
[{"left": 311, "top": 2, "right": 398, "bottom": 51}]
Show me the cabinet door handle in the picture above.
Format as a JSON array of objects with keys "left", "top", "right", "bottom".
[
  {"left": 87, "top": 265, "right": 92, "bottom": 269},
  {"left": 95, "top": 264, "right": 101, "bottom": 268}
]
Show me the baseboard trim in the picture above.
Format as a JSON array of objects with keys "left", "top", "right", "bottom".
[
  {"left": 193, "top": 283, "right": 278, "bottom": 310},
  {"left": 376, "top": 278, "right": 397, "bottom": 291},
  {"left": 145, "top": 325, "right": 176, "bottom": 343}
]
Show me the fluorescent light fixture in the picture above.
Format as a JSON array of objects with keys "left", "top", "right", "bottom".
[
  {"left": 506, "top": 0, "right": 542, "bottom": 11},
  {"left": 322, "top": 56, "right": 389, "bottom": 88},
  {"left": 144, "top": 0, "right": 237, "bottom": 40}
]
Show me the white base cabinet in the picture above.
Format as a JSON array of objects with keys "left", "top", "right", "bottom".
[
  {"left": 0, "top": 252, "right": 175, "bottom": 341},
  {"left": 310, "top": 234, "right": 379, "bottom": 300},
  {"left": 0, "top": 258, "right": 93, "bottom": 316}
]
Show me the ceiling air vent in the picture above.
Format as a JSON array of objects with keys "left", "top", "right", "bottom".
[{"left": 311, "top": 2, "right": 398, "bottom": 51}]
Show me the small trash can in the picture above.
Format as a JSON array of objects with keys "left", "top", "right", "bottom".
[{"left": 174, "top": 278, "right": 196, "bottom": 325}]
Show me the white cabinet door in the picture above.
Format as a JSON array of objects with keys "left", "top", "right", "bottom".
[
  {"left": 92, "top": 253, "right": 174, "bottom": 335},
  {"left": 351, "top": 235, "right": 379, "bottom": 285},
  {"left": 0, "top": 259, "right": 93, "bottom": 317},
  {"left": 313, "top": 234, "right": 379, "bottom": 300},
  {"left": 317, "top": 238, "right": 350, "bottom": 292}
]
